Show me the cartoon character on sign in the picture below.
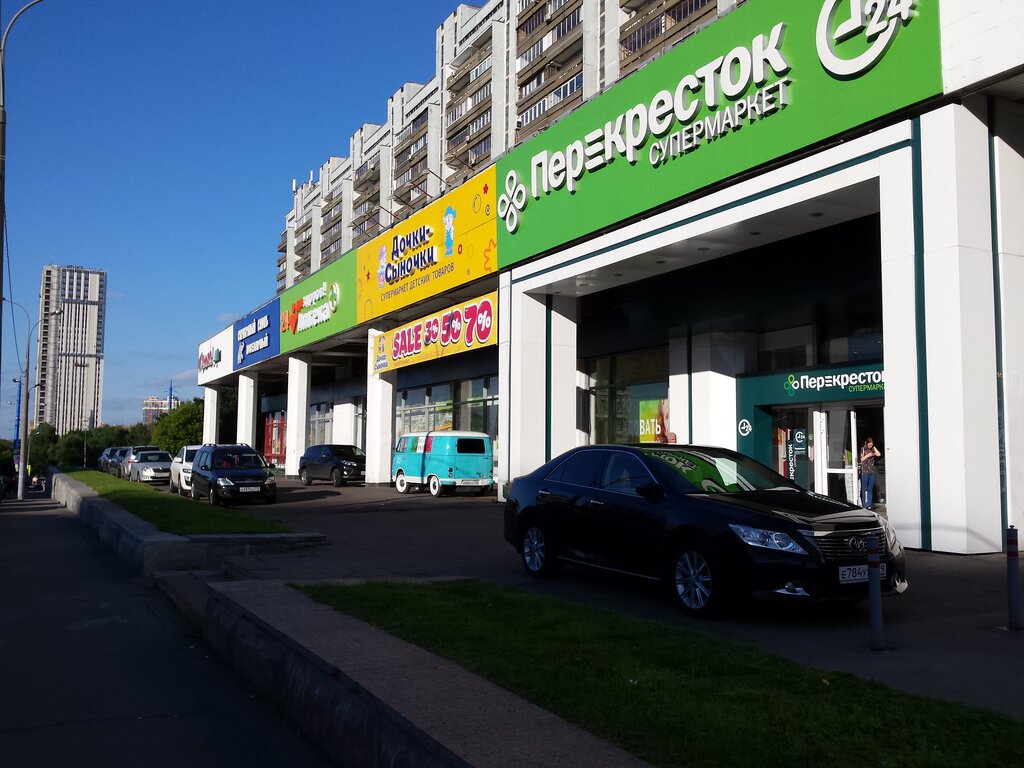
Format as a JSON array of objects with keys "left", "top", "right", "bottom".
[
  {"left": 443, "top": 206, "right": 457, "bottom": 258},
  {"left": 377, "top": 244, "right": 387, "bottom": 288}
]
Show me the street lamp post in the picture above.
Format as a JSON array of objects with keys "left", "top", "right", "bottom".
[{"left": 0, "top": 0, "right": 47, "bottom": 365}]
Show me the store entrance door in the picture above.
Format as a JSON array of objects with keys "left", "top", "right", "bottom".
[
  {"left": 769, "top": 400, "right": 884, "bottom": 508},
  {"left": 813, "top": 408, "right": 858, "bottom": 504}
]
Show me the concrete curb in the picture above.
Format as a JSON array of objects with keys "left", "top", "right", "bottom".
[
  {"left": 204, "top": 579, "right": 654, "bottom": 768},
  {"left": 51, "top": 472, "right": 325, "bottom": 576}
]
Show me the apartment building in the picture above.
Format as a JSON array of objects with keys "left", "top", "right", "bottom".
[
  {"left": 35, "top": 265, "right": 106, "bottom": 435},
  {"left": 142, "top": 395, "right": 181, "bottom": 426},
  {"left": 276, "top": 0, "right": 737, "bottom": 292}
]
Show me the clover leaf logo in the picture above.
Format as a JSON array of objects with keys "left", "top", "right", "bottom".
[{"left": 497, "top": 170, "right": 527, "bottom": 234}]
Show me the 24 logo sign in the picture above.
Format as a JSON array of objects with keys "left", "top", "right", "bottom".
[{"left": 816, "top": 0, "right": 916, "bottom": 79}]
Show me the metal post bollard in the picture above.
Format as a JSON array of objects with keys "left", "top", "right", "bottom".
[
  {"left": 1009, "top": 526, "right": 1020, "bottom": 632},
  {"left": 868, "top": 534, "right": 884, "bottom": 650}
]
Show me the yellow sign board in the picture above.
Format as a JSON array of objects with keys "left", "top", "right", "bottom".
[
  {"left": 372, "top": 292, "right": 497, "bottom": 374},
  {"left": 356, "top": 166, "right": 497, "bottom": 322}
]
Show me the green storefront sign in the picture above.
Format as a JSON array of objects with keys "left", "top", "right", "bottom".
[
  {"left": 496, "top": 0, "right": 941, "bottom": 266},
  {"left": 736, "top": 364, "right": 885, "bottom": 462},
  {"left": 279, "top": 250, "right": 358, "bottom": 353}
]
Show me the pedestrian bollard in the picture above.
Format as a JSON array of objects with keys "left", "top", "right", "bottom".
[
  {"left": 868, "top": 534, "right": 885, "bottom": 650},
  {"left": 1009, "top": 526, "right": 1020, "bottom": 632}
]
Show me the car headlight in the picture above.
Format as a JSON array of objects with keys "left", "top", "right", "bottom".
[
  {"left": 729, "top": 524, "right": 807, "bottom": 555},
  {"left": 216, "top": 477, "right": 235, "bottom": 487},
  {"left": 878, "top": 514, "right": 903, "bottom": 555},
  {"left": 265, "top": 474, "right": 277, "bottom": 485},
  {"left": 182, "top": 468, "right": 191, "bottom": 477}
]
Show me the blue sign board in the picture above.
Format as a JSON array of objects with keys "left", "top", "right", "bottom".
[{"left": 233, "top": 298, "right": 280, "bottom": 370}]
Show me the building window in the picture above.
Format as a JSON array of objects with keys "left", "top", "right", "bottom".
[{"left": 307, "top": 402, "right": 333, "bottom": 445}]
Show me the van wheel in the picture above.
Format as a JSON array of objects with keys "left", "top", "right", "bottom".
[
  {"left": 428, "top": 475, "right": 443, "bottom": 497},
  {"left": 395, "top": 471, "right": 409, "bottom": 494}
]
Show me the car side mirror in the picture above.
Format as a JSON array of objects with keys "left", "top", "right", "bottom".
[
  {"left": 636, "top": 482, "right": 665, "bottom": 502},
  {"left": 267, "top": 463, "right": 276, "bottom": 470}
]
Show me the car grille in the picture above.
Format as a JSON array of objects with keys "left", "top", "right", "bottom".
[{"left": 808, "top": 528, "right": 890, "bottom": 563}]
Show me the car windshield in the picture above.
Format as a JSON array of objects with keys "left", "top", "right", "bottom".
[
  {"left": 139, "top": 452, "right": 171, "bottom": 462},
  {"left": 212, "top": 450, "right": 265, "bottom": 469},
  {"left": 330, "top": 446, "right": 365, "bottom": 458},
  {"left": 643, "top": 447, "right": 795, "bottom": 494}
]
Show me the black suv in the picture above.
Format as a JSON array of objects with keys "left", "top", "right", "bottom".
[
  {"left": 298, "top": 444, "right": 366, "bottom": 486},
  {"left": 189, "top": 444, "right": 277, "bottom": 505}
]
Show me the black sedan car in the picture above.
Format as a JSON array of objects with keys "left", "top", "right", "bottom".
[
  {"left": 298, "top": 444, "right": 366, "bottom": 486},
  {"left": 504, "top": 444, "right": 907, "bottom": 617}
]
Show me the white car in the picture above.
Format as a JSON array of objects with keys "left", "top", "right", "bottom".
[
  {"left": 169, "top": 444, "right": 202, "bottom": 496},
  {"left": 130, "top": 450, "right": 173, "bottom": 484}
]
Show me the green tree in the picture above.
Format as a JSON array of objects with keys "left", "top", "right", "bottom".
[
  {"left": 217, "top": 386, "right": 238, "bottom": 444},
  {"left": 126, "top": 422, "right": 153, "bottom": 445},
  {"left": 27, "top": 422, "right": 58, "bottom": 475},
  {"left": 152, "top": 398, "right": 204, "bottom": 456},
  {"left": 54, "top": 431, "right": 86, "bottom": 470}
]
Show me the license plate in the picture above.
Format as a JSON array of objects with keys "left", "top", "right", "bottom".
[
  {"left": 238, "top": 486, "right": 260, "bottom": 493},
  {"left": 839, "top": 563, "right": 887, "bottom": 584}
]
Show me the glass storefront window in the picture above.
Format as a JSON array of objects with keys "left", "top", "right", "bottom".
[
  {"left": 307, "top": 402, "right": 333, "bottom": 446},
  {"left": 587, "top": 348, "right": 669, "bottom": 444},
  {"left": 395, "top": 376, "right": 498, "bottom": 440}
]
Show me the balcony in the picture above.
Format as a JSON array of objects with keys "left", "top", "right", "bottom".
[
  {"left": 447, "top": 45, "right": 493, "bottom": 97},
  {"left": 354, "top": 154, "right": 380, "bottom": 183},
  {"left": 320, "top": 204, "right": 344, "bottom": 234},
  {"left": 277, "top": 230, "right": 287, "bottom": 253},
  {"left": 619, "top": 0, "right": 716, "bottom": 77},
  {"left": 394, "top": 113, "right": 430, "bottom": 154}
]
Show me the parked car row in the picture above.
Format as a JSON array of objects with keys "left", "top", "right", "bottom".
[{"left": 97, "top": 445, "right": 157, "bottom": 479}]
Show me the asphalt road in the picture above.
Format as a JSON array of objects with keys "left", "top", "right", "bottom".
[{"left": 0, "top": 494, "right": 335, "bottom": 768}]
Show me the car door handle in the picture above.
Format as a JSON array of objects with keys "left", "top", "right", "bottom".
[
  {"left": 587, "top": 499, "right": 604, "bottom": 507},
  {"left": 537, "top": 489, "right": 551, "bottom": 497}
]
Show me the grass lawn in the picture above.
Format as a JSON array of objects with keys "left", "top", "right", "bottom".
[
  {"left": 68, "top": 470, "right": 291, "bottom": 535},
  {"left": 298, "top": 580, "right": 1024, "bottom": 768}
]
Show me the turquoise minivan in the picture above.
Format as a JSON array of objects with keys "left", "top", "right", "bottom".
[{"left": 391, "top": 431, "right": 494, "bottom": 497}]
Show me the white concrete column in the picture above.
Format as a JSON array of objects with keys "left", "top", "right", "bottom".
[
  {"left": 505, "top": 289, "right": 549, "bottom": 485},
  {"left": 366, "top": 330, "right": 396, "bottom": 485},
  {"left": 202, "top": 386, "right": 220, "bottom": 444},
  {"left": 993, "top": 100, "right": 1024, "bottom": 531},
  {"left": 690, "top": 332, "right": 754, "bottom": 449},
  {"left": 549, "top": 295, "right": 579, "bottom": 459},
  {"left": 879, "top": 146, "right": 924, "bottom": 548},
  {"left": 332, "top": 402, "right": 358, "bottom": 445},
  {"left": 920, "top": 102, "right": 1002, "bottom": 553},
  {"left": 502, "top": 287, "right": 578, "bottom": 488},
  {"left": 668, "top": 335, "right": 691, "bottom": 444},
  {"left": 236, "top": 372, "right": 259, "bottom": 448},
  {"left": 285, "top": 355, "right": 312, "bottom": 476}
]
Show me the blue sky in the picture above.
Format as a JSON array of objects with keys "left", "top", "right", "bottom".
[{"left": 1, "top": 0, "right": 458, "bottom": 429}]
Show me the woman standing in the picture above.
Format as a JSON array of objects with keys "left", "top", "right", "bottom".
[{"left": 859, "top": 437, "right": 881, "bottom": 509}]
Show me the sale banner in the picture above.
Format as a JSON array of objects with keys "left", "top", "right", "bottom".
[{"left": 372, "top": 292, "right": 497, "bottom": 374}]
